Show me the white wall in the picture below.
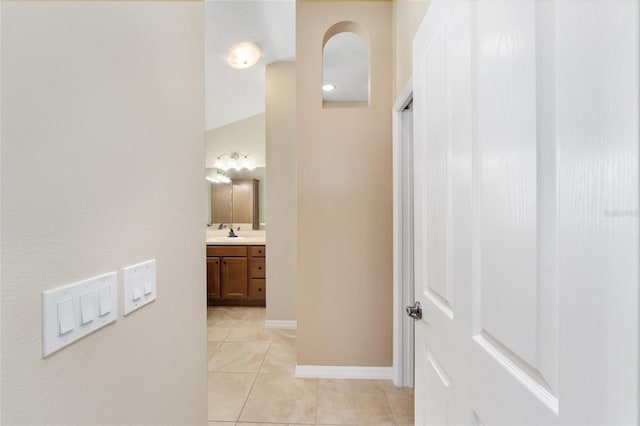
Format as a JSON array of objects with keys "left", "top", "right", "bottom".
[
  {"left": 265, "top": 62, "right": 296, "bottom": 322},
  {"left": 205, "top": 113, "right": 266, "bottom": 168},
  {"left": 1, "top": 2, "right": 206, "bottom": 424},
  {"left": 393, "top": 0, "right": 430, "bottom": 97}
]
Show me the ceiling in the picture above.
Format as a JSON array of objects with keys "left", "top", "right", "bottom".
[
  {"left": 205, "top": 0, "right": 296, "bottom": 131},
  {"left": 205, "top": 0, "right": 370, "bottom": 132}
]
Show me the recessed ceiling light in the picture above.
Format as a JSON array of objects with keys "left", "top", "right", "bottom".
[
  {"left": 226, "top": 42, "right": 261, "bottom": 69},
  {"left": 322, "top": 83, "right": 336, "bottom": 92}
]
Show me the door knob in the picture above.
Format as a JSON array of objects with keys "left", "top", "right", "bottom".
[{"left": 406, "top": 301, "right": 422, "bottom": 320}]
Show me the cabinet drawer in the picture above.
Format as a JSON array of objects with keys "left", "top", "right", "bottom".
[
  {"left": 207, "top": 245, "right": 247, "bottom": 257},
  {"left": 248, "top": 245, "right": 266, "bottom": 257},
  {"left": 249, "top": 258, "right": 265, "bottom": 278},
  {"left": 249, "top": 279, "right": 266, "bottom": 300}
]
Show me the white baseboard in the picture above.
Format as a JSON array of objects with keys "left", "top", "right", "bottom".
[
  {"left": 295, "top": 365, "right": 394, "bottom": 380},
  {"left": 264, "top": 320, "right": 297, "bottom": 329}
]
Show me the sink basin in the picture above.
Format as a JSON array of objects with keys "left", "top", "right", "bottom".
[{"left": 210, "top": 236, "right": 246, "bottom": 241}]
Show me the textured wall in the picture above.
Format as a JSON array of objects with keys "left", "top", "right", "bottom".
[
  {"left": 296, "top": 0, "right": 393, "bottom": 367},
  {"left": 205, "top": 113, "right": 266, "bottom": 168},
  {"left": 265, "top": 62, "right": 297, "bottom": 322},
  {"left": 1, "top": 2, "right": 207, "bottom": 424}
]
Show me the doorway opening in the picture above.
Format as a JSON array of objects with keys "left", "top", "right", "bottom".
[{"left": 392, "top": 80, "right": 415, "bottom": 388}]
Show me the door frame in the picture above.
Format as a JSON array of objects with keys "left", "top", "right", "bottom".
[{"left": 392, "top": 79, "right": 415, "bottom": 387}]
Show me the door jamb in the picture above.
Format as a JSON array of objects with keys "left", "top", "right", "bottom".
[{"left": 392, "top": 79, "right": 415, "bottom": 387}]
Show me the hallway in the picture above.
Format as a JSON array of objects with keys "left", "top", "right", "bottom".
[{"left": 207, "top": 307, "right": 414, "bottom": 425}]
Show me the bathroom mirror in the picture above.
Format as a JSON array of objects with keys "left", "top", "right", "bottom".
[{"left": 206, "top": 167, "right": 266, "bottom": 229}]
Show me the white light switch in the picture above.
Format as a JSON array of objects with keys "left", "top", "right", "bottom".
[
  {"left": 130, "top": 274, "right": 142, "bottom": 302},
  {"left": 42, "top": 271, "right": 118, "bottom": 357},
  {"left": 122, "top": 259, "right": 156, "bottom": 316},
  {"left": 57, "top": 299, "right": 74, "bottom": 335},
  {"left": 98, "top": 286, "right": 112, "bottom": 316},
  {"left": 132, "top": 284, "right": 142, "bottom": 301},
  {"left": 144, "top": 280, "right": 152, "bottom": 296},
  {"left": 79, "top": 293, "right": 95, "bottom": 325}
]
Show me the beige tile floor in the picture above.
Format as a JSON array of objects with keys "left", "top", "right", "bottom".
[{"left": 207, "top": 306, "right": 414, "bottom": 426}]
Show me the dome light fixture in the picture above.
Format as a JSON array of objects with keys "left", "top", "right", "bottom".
[
  {"left": 322, "top": 83, "right": 336, "bottom": 92},
  {"left": 226, "top": 42, "right": 261, "bottom": 69},
  {"left": 214, "top": 152, "right": 255, "bottom": 171}
]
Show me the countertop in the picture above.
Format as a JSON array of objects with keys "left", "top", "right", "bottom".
[{"left": 205, "top": 229, "right": 266, "bottom": 245}]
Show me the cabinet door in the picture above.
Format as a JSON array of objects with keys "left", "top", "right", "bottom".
[
  {"left": 221, "top": 257, "right": 248, "bottom": 299},
  {"left": 206, "top": 257, "right": 221, "bottom": 300}
]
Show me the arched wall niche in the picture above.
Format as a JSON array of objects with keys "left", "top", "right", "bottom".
[{"left": 322, "top": 21, "right": 370, "bottom": 107}]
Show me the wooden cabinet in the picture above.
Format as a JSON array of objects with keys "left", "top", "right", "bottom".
[
  {"left": 248, "top": 245, "right": 266, "bottom": 302},
  {"left": 207, "top": 257, "right": 221, "bottom": 300},
  {"left": 221, "top": 257, "right": 248, "bottom": 299},
  {"left": 206, "top": 244, "right": 265, "bottom": 306}
]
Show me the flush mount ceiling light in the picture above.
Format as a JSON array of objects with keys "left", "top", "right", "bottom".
[
  {"left": 214, "top": 152, "right": 255, "bottom": 171},
  {"left": 322, "top": 83, "right": 336, "bottom": 92},
  {"left": 226, "top": 42, "right": 261, "bottom": 69}
]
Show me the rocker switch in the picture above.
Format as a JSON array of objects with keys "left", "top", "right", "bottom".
[{"left": 57, "top": 299, "right": 74, "bottom": 335}]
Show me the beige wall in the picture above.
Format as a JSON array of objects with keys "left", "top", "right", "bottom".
[
  {"left": 206, "top": 113, "right": 266, "bottom": 168},
  {"left": 393, "top": 0, "right": 430, "bottom": 97},
  {"left": 265, "top": 62, "right": 297, "bottom": 322},
  {"left": 296, "top": 0, "right": 393, "bottom": 367},
  {"left": 1, "top": 2, "right": 206, "bottom": 424}
]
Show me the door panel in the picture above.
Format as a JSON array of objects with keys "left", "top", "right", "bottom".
[
  {"left": 554, "top": 2, "right": 639, "bottom": 423},
  {"left": 423, "top": 347, "right": 452, "bottom": 426},
  {"left": 475, "top": 0, "right": 544, "bottom": 372},
  {"left": 414, "top": 2, "right": 473, "bottom": 425},
  {"left": 413, "top": 0, "right": 639, "bottom": 424},
  {"left": 471, "top": 0, "right": 559, "bottom": 418},
  {"left": 423, "top": 12, "right": 454, "bottom": 317}
]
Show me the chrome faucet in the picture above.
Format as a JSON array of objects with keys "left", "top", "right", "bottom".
[
  {"left": 217, "top": 223, "right": 226, "bottom": 230},
  {"left": 227, "top": 228, "right": 238, "bottom": 238}
]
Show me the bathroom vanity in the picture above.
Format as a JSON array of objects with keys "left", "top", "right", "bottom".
[{"left": 206, "top": 237, "right": 266, "bottom": 306}]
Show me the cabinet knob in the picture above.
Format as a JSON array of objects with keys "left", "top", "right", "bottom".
[
  {"left": 258, "top": 266, "right": 262, "bottom": 270},
  {"left": 258, "top": 288, "right": 262, "bottom": 292},
  {"left": 223, "top": 261, "right": 227, "bottom": 265}
]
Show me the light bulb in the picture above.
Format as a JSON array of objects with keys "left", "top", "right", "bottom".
[
  {"left": 322, "top": 83, "right": 336, "bottom": 92},
  {"left": 240, "top": 156, "right": 252, "bottom": 169},
  {"left": 226, "top": 42, "right": 261, "bottom": 69}
]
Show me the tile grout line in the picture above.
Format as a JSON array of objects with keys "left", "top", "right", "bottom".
[
  {"left": 235, "top": 323, "right": 272, "bottom": 423},
  {"left": 382, "top": 387, "right": 398, "bottom": 426},
  {"left": 315, "top": 379, "right": 319, "bottom": 426},
  {"left": 207, "top": 307, "right": 267, "bottom": 424}
]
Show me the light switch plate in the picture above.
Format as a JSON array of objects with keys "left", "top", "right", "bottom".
[
  {"left": 122, "top": 259, "right": 156, "bottom": 316},
  {"left": 42, "top": 271, "right": 118, "bottom": 357}
]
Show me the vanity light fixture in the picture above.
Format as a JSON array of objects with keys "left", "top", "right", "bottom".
[
  {"left": 214, "top": 152, "right": 255, "bottom": 171},
  {"left": 322, "top": 83, "right": 336, "bottom": 92},
  {"left": 206, "top": 170, "right": 231, "bottom": 184},
  {"left": 226, "top": 42, "right": 261, "bottom": 69}
]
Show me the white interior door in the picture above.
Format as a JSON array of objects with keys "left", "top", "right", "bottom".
[{"left": 412, "top": 1, "right": 639, "bottom": 425}]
